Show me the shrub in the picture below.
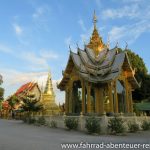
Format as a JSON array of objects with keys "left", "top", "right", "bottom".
[
  {"left": 108, "top": 117, "right": 125, "bottom": 134},
  {"left": 141, "top": 120, "right": 150, "bottom": 131},
  {"left": 64, "top": 117, "right": 78, "bottom": 130},
  {"left": 85, "top": 116, "right": 100, "bottom": 134},
  {"left": 37, "top": 116, "right": 46, "bottom": 125},
  {"left": 128, "top": 122, "right": 139, "bottom": 133},
  {"left": 22, "top": 116, "right": 36, "bottom": 124},
  {"left": 50, "top": 120, "right": 57, "bottom": 128}
]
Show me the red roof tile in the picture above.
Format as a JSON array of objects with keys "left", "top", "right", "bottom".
[{"left": 15, "top": 82, "right": 37, "bottom": 96}]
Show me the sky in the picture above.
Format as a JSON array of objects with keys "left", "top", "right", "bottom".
[{"left": 0, "top": 0, "right": 150, "bottom": 104}]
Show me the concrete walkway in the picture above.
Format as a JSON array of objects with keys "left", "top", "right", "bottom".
[{"left": 0, "top": 119, "right": 150, "bottom": 150}]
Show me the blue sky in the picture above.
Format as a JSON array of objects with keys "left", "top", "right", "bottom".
[{"left": 0, "top": 0, "right": 150, "bottom": 103}]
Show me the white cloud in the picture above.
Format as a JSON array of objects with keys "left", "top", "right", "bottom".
[
  {"left": 103, "top": 2, "right": 150, "bottom": 45},
  {"left": 109, "top": 26, "right": 126, "bottom": 43},
  {"left": 109, "top": 20, "right": 150, "bottom": 45},
  {"left": 65, "top": 36, "right": 72, "bottom": 46},
  {"left": 78, "top": 19, "right": 86, "bottom": 32},
  {"left": 33, "top": 7, "right": 45, "bottom": 19},
  {"left": 39, "top": 49, "right": 59, "bottom": 59},
  {"left": 20, "top": 51, "right": 48, "bottom": 69},
  {"left": 102, "top": 5, "right": 139, "bottom": 19},
  {"left": 13, "top": 23, "right": 23, "bottom": 35},
  {"left": 0, "top": 44, "right": 12, "bottom": 53},
  {"left": 32, "top": 5, "right": 51, "bottom": 31}
]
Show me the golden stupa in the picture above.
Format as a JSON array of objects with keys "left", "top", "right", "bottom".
[{"left": 41, "top": 71, "right": 60, "bottom": 115}]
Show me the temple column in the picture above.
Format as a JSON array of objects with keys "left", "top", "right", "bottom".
[
  {"left": 81, "top": 81, "right": 85, "bottom": 114},
  {"left": 125, "top": 79, "right": 129, "bottom": 113},
  {"left": 87, "top": 83, "right": 91, "bottom": 113},
  {"left": 114, "top": 81, "right": 118, "bottom": 113},
  {"left": 68, "top": 87, "right": 73, "bottom": 113},
  {"left": 108, "top": 82, "right": 114, "bottom": 113},
  {"left": 95, "top": 87, "right": 100, "bottom": 114},
  {"left": 99, "top": 87, "right": 104, "bottom": 115},
  {"left": 130, "top": 91, "right": 133, "bottom": 113},
  {"left": 65, "top": 88, "right": 69, "bottom": 114}
]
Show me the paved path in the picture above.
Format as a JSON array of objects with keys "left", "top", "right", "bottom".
[{"left": 0, "top": 119, "right": 150, "bottom": 150}]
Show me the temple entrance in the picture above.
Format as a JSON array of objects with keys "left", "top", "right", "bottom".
[
  {"left": 72, "top": 80, "right": 82, "bottom": 114},
  {"left": 116, "top": 80, "right": 126, "bottom": 113}
]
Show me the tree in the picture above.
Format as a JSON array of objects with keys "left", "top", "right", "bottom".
[
  {"left": 21, "top": 93, "right": 43, "bottom": 116},
  {"left": 119, "top": 49, "right": 150, "bottom": 102},
  {"left": 0, "top": 75, "right": 4, "bottom": 111},
  {"left": 0, "top": 87, "right": 4, "bottom": 100},
  {"left": 125, "top": 49, "right": 148, "bottom": 81},
  {"left": 8, "top": 95, "right": 20, "bottom": 110}
]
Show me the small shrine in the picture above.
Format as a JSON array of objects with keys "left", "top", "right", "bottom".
[{"left": 58, "top": 12, "right": 139, "bottom": 115}]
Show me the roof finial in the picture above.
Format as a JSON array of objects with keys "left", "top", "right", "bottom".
[
  {"left": 107, "top": 35, "right": 110, "bottom": 49},
  {"left": 93, "top": 10, "right": 97, "bottom": 29},
  {"left": 125, "top": 42, "right": 128, "bottom": 50},
  {"left": 69, "top": 45, "right": 72, "bottom": 52},
  {"left": 76, "top": 42, "right": 79, "bottom": 49},
  {"left": 116, "top": 41, "right": 119, "bottom": 48}
]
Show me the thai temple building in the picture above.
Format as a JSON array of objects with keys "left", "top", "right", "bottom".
[
  {"left": 58, "top": 12, "right": 139, "bottom": 115},
  {"left": 15, "top": 82, "right": 41, "bottom": 101},
  {"left": 41, "top": 71, "right": 60, "bottom": 115}
]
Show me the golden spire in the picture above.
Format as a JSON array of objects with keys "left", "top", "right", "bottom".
[
  {"left": 87, "top": 11, "right": 106, "bottom": 56},
  {"left": 93, "top": 10, "right": 97, "bottom": 29},
  {"left": 44, "top": 70, "right": 54, "bottom": 95}
]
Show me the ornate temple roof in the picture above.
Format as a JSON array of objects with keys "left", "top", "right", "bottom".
[
  {"left": 58, "top": 45, "right": 139, "bottom": 90},
  {"left": 58, "top": 12, "right": 139, "bottom": 90},
  {"left": 15, "top": 82, "right": 40, "bottom": 96}
]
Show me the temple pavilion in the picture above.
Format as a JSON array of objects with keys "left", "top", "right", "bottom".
[{"left": 58, "top": 12, "right": 139, "bottom": 115}]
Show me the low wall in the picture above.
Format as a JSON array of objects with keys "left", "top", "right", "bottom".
[{"left": 33, "top": 114, "right": 150, "bottom": 133}]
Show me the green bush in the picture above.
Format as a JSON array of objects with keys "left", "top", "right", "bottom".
[
  {"left": 37, "top": 116, "right": 46, "bottom": 125},
  {"left": 128, "top": 122, "right": 139, "bottom": 133},
  {"left": 22, "top": 117, "right": 36, "bottom": 124},
  {"left": 141, "top": 120, "right": 150, "bottom": 131},
  {"left": 64, "top": 117, "right": 78, "bottom": 130},
  {"left": 50, "top": 120, "right": 57, "bottom": 128},
  {"left": 108, "top": 117, "right": 125, "bottom": 134},
  {"left": 85, "top": 116, "right": 100, "bottom": 134}
]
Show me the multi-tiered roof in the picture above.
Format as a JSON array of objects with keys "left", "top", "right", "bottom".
[{"left": 58, "top": 13, "right": 139, "bottom": 90}]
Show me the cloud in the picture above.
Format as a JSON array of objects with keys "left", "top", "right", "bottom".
[
  {"left": 39, "top": 49, "right": 59, "bottom": 59},
  {"left": 109, "top": 20, "right": 150, "bottom": 45},
  {"left": 13, "top": 23, "right": 23, "bottom": 35},
  {"left": 32, "top": 5, "right": 51, "bottom": 31},
  {"left": 103, "top": 2, "right": 150, "bottom": 44},
  {"left": 20, "top": 51, "right": 48, "bottom": 69},
  {"left": 0, "top": 44, "right": 12, "bottom": 53},
  {"left": 33, "top": 7, "right": 45, "bottom": 19},
  {"left": 78, "top": 19, "right": 87, "bottom": 32},
  {"left": 65, "top": 36, "right": 72, "bottom": 46},
  {"left": 102, "top": 5, "right": 139, "bottom": 19},
  {"left": 18, "top": 49, "right": 59, "bottom": 70}
]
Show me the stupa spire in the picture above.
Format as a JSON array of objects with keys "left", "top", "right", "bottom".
[
  {"left": 87, "top": 11, "right": 106, "bottom": 55},
  {"left": 44, "top": 70, "right": 54, "bottom": 95},
  {"left": 93, "top": 10, "right": 97, "bottom": 29}
]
